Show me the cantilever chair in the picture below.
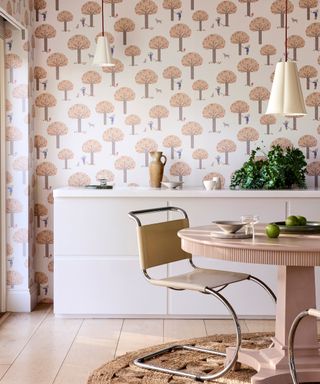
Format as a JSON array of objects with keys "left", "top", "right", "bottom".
[
  {"left": 288, "top": 308, "right": 320, "bottom": 384},
  {"left": 128, "top": 206, "right": 276, "bottom": 381}
]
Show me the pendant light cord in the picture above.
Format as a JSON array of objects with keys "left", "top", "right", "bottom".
[
  {"left": 285, "top": 0, "right": 288, "bottom": 62},
  {"left": 101, "top": 0, "right": 105, "bottom": 37}
]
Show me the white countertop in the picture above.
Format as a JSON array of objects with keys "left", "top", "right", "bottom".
[{"left": 53, "top": 186, "right": 320, "bottom": 198}]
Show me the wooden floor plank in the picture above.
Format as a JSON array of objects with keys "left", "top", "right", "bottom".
[
  {"left": 205, "top": 319, "right": 249, "bottom": 335},
  {"left": 164, "top": 319, "right": 206, "bottom": 342},
  {"left": 244, "top": 319, "right": 275, "bottom": 333}
]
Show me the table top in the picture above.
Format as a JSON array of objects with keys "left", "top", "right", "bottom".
[{"left": 178, "top": 224, "right": 320, "bottom": 266}]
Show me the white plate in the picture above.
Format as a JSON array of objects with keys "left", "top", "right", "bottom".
[
  {"left": 161, "top": 181, "right": 183, "bottom": 189},
  {"left": 210, "top": 231, "right": 252, "bottom": 239}
]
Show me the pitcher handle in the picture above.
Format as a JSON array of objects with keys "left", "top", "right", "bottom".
[{"left": 160, "top": 154, "right": 167, "bottom": 165}]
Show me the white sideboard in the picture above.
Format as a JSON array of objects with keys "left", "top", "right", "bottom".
[{"left": 53, "top": 187, "right": 320, "bottom": 317}]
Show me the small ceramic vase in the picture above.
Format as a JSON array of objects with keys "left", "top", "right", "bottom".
[{"left": 149, "top": 151, "right": 167, "bottom": 188}]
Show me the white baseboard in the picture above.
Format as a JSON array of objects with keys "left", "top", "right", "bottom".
[{"left": 7, "top": 284, "right": 38, "bottom": 312}]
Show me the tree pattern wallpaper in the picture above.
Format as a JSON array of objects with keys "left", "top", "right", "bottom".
[{"left": 2, "top": 0, "right": 320, "bottom": 304}]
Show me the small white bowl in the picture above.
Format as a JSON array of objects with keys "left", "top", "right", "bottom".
[
  {"left": 161, "top": 181, "right": 183, "bottom": 189},
  {"left": 214, "top": 221, "right": 245, "bottom": 234}
]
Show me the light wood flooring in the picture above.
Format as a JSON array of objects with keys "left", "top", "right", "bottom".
[{"left": 0, "top": 304, "right": 277, "bottom": 384}]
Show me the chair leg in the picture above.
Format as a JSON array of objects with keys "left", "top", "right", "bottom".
[
  {"left": 134, "top": 288, "right": 241, "bottom": 382},
  {"left": 248, "top": 275, "right": 277, "bottom": 303}
]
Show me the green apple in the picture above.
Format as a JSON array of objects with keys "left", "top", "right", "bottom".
[
  {"left": 296, "top": 215, "right": 307, "bottom": 226},
  {"left": 265, "top": 223, "right": 280, "bottom": 238},
  {"left": 285, "top": 215, "right": 300, "bottom": 226}
]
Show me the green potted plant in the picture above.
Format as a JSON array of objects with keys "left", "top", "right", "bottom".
[{"left": 230, "top": 145, "right": 307, "bottom": 190}]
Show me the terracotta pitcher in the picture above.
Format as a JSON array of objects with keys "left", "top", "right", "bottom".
[{"left": 149, "top": 151, "right": 167, "bottom": 188}]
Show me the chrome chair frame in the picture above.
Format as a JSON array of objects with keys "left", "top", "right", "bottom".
[
  {"left": 288, "top": 308, "right": 320, "bottom": 384},
  {"left": 129, "top": 206, "right": 276, "bottom": 382}
]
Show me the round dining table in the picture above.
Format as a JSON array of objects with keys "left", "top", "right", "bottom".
[{"left": 178, "top": 224, "right": 320, "bottom": 384}]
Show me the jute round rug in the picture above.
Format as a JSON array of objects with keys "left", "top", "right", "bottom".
[{"left": 87, "top": 332, "right": 274, "bottom": 384}]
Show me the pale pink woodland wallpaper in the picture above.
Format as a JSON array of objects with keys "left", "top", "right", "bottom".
[{"left": 2, "top": 0, "right": 320, "bottom": 305}]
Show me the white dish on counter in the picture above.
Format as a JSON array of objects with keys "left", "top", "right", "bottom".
[{"left": 161, "top": 181, "right": 184, "bottom": 189}]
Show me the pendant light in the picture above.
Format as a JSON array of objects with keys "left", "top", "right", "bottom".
[
  {"left": 266, "top": 0, "right": 306, "bottom": 116},
  {"left": 93, "top": 0, "right": 114, "bottom": 67}
]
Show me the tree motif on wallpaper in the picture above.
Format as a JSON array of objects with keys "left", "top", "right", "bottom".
[
  {"left": 7, "top": 271, "right": 23, "bottom": 288},
  {"left": 306, "top": 92, "right": 320, "bottom": 120},
  {"left": 34, "top": 66, "right": 47, "bottom": 91},
  {"left": 192, "top": 80, "right": 208, "bottom": 100},
  {"left": 114, "top": 18, "right": 135, "bottom": 45},
  {"left": 35, "top": 93, "right": 56, "bottom": 121},
  {"left": 6, "top": 171, "right": 13, "bottom": 184},
  {"left": 299, "top": 65, "right": 318, "bottom": 89},
  {"left": 114, "top": 156, "right": 135, "bottom": 182},
  {"left": 237, "top": 58, "right": 259, "bottom": 86},
  {"left": 81, "top": 1, "right": 101, "bottom": 27},
  {"left": 181, "top": 121, "right": 203, "bottom": 149},
  {"left": 58, "top": 149, "right": 74, "bottom": 169},
  {"left": 68, "top": 104, "right": 91, "bottom": 132},
  {"left": 105, "top": 0, "right": 123, "bottom": 18},
  {"left": 170, "top": 92, "right": 191, "bottom": 120},
  {"left": 298, "top": 134, "right": 317, "bottom": 159},
  {"left": 103, "top": 59, "right": 124, "bottom": 87},
  {"left": 57, "top": 10, "right": 73, "bottom": 32},
  {"left": 202, "top": 103, "right": 225, "bottom": 133},
  {"left": 149, "top": 105, "right": 169, "bottom": 130},
  {"left": 149, "top": 36, "right": 169, "bottom": 62},
  {"left": 135, "top": 138, "right": 158, "bottom": 166},
  {"left": 163, "top": 0, "right": 181, "bottom": 22},
  {"left": 34, "top": 203, "right": 48, "bottom": 228},
  {"left": 125, "top": 45, "right": 141, "bottom": 66},
  {"left": 237, "top": 127, "right": 259, "bottom": 154},
  {"left": 67, "top": 35, "right": 90, "bottom": 64},
  {"left": 6, "top": 126, "right": 23, "bottom": 156},
  {"left": 5, "top": 53, "right": 22, "bottom": 83},
  {"left": 96, "top": 101, "right": 114, "bottom": 125},
  {"left": 260, "top": 44, "right": 277, "bottom": 65},
  {"left": 192, "top": 10, "right": 208, "bottom": 31},
  {"left": 114, "top": 87, "right": 135, "bottom": 114},
  {"left": 58, "top": 80, "right": 73, "bottom": 101},
  {"left": 192, "top": 149, "right": 208, "bottom": 169},
  {"left": 47, "top": 53, "right": 68, "bottom": 80},
  {"left": 216, "top": 139, "right": 236, "bottom": 165},
  {"left": 271, "top": 137, "right": 293, "bottom": 149},
  {"left": 135, "top": 0, "right": 158, "bottom": 29},
  {"left": 135, "top": 69, "right": 158, "bottom": 98},
  {"left": 34, "top": 0, "right": 47, "bottom": 22},
  {"left": 36, "top": 230, "right": 53, "bottom": 258},
  {"left": 216, "top": 70, "right": 237, "bottom": 96},
  {"left": 68, "top": 172, "right": 91, "bottom": 186},
  {"left": 181, "top": 52, "right": 203, "bottom": 80},
  {"left": 125, "top": 114, "right": 141, "bottom": 135},
  {"left": 35, "top": 24, "right": 56, "bottom": 53},
  {"left": 249, "top": 86, "right": 270, "bottom": 114},
  {"left": 34, "top": 135, "right": 48, "bottom": 160},
  {"left": 6, "top": 198, "right": 22, "bottom": 228},
  {"left": 82, "top": 70, "right": 102, "bottom": 96},
  {"left": 35, "top": 272, "right": 49, "bottom": 295},
  {"left": 36, "top": 162, "right": 57, "bottom": 189},
  {"left": 287, "top": 35, "right": 305, "bottom": 61},
  {"left": 163, "top": 66, "right": 181, "bottom": 90},
  {"left": 47, "top": 122, "right": 68, "bottom": 148},
  {"left": 170, "top": 23, "right": 191, "bottom": 52},
  {"left": 238, "top": 0, "right": 258, "bottom": 17},
  {"left": 307, "top": 161, "right": 320, "bottom": 188},
  {"left": 249, "top": 17, "right": 271, "bottom": 45},
  {"left": 260, "top": 114, "right": 276, "bottom": 135},
  {"left": 12, "top": 85, "right": 28, "bottom": 113},
  {"left": 13, "top": 228, "right": 28, "bottom": 257},
  {"left": 13, "top": 156, "right": 28, "bottom": 184},
  {"left": 202, "top": 34, "right": 225, "bottom": 64},
  {"left": 96, "top": 169, "right": 115, "bottom": 183},
  {"left": 271, "top": 0, "right": 294, "bottom": 28},
  {"left": 306, "top": 22, "right": 320, "bottom": 51},
  {"left": 230, "top": 100, "right": 249, "bottom": 125},
  {"left": 170, "top": 161, "right": 191, "bottom": 182},
  {"left": 216, "top": 1, "right": 237, "bottom": 27},
  {"left": 299, "top": 0, "right": 318, "bottom": 21},
  {"left": 82, "top": 139, "right": 102, "bottom": 165},
  {"left": 230, "top": 31, "right": 250, "bottom": 56},
  {"left": 163, "top": 135, "right": 182, "bottom": 159},
  {"left": 103, "top": 128, "right": 124, "bottom": 155},
  {"left": 95, "top": 31, "right": 115, "bottom": 44}
]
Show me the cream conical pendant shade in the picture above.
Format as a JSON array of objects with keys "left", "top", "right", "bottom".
[
  {"left": 93, "top": 36, "right": 114, "bottom": 67},
  {"left": 266, "top": 61, "right": 306, "bottom": 116}
]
